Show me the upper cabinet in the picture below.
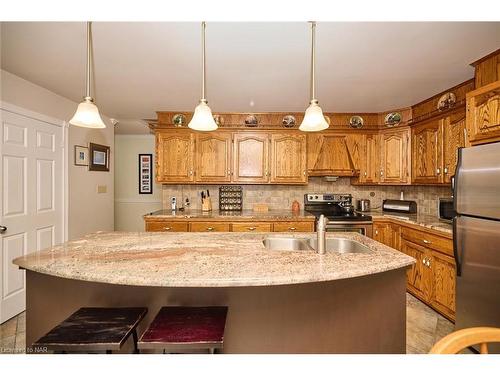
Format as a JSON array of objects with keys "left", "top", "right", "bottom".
[
  {"left": 307, "top": 132, "right": 363, "bottom": 176},
  {"left": 412, "top": 119, "right": 442, "bottom": 184},
  {"left": 195, "top": 133, "right": 232, "bottom": 183},
  {"left": 270, "top": 134, "right": 307, "bottom": 183},
  {"left": 466, "top": 80, "right": 500, "bottom": 146},
  {"left": 233, "top": 132, "right": 269, "bottom": 183},
  {"left": 156, "top": 131, "right": 194, "bottom": 183},
  {"left": 359, "top": 133, "right": 380, "bottom": 184},
  {"left": 442, "top": 113, "right": 465, "bottom": 183},
  {"left": 380, "top": 128, "right": 410, "bottom": 184}
]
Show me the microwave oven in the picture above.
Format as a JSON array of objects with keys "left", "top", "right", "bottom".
[{"left": 438, "top": 197, "right": 455, "bottom": 223}]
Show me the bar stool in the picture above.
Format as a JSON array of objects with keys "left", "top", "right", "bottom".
[
  {"left": 33, "top": 307, "right": 147, "bottom": 354},
  {"left": 138, "top": 306, "right": 228, "bottom": 354}
]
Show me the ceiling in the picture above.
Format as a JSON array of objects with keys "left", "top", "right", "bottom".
[{"left": 2, "top": 22, "right": 500, "bottom": 134}]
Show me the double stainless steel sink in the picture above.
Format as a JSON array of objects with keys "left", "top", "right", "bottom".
[{"left": 262, "top": 237, "right": 370, "bottom": 254}]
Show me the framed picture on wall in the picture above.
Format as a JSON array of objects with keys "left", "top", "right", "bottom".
[
  {"left": 74, "top": 145, "right": 89, "bottom": 166},
  {"left": 139, "top": 153, "right": 153, "bottom": 194},
  {"left": 89, "top": 142, "right": 110, "bottom": 171}
]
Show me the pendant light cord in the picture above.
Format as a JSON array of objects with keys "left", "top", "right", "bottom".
[
  {"left": 310, "top": 21, "right": 316, "bottom": 101},
  {"left": 201, "top": 21, "right": 206, "bottom": 101},
  {"left": 85, "top": 21, "right": 92, "bottom": 100}
]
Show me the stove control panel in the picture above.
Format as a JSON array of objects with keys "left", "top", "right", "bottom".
[{"left": 305, "top": 194, "right": 352, "bottom": 204}]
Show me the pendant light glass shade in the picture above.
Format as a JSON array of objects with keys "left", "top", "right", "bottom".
[
  {"left": 299, "top": 99, "right": 329, "bottom": 132},
  {"left": 188, "top": 22, "right": 218, "bottom": 131},
  {"left": 299, "top": 21, "right": 329, "bottom": 132},
  {"left": 69, "top": 98, "right": 106, "bottom": 129},
  {"left": 189, "top": 99, "right": 218, "bottom": 131},
  {"left": 70, "top": 21, "right": 106, "bottom": 129}
]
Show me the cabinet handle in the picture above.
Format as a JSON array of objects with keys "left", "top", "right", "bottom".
[
  {"left": 206, "top": 227, "right": 214, "bottom": 231},
  {"left": 444, "top": 166, "right": 448, "bottom": 174},
  {"left": 303, "top": 170, "right": 306, "bottom": 176},
  {"left": 436, "top": 168, "right": 441, "bottom": 175},
  {"left": 164, "top": 227, "right": 172, "bottom": 231},
  {"left": 375, "top": 230, "right": 379, "bottom": 235},
  {"left": 247, "top": 227, "right": 257, "bottom": 231},
  {"left": 289, "top": 227, "right": 297, "bottom": 231},
  {"left": 427, "top": 259, "right": 431, "bottom": 267},
  {"left": 364, "top": 171, "right": 367, "bottom": 177},
  {"left": 423, "top": 239, "right": 431, "bottom": 244},
  {"left": 380, "top": 170, "right": 384, "bottom": 176},
  {"left": 422, "top": 258, "right": 426, "bottom": 265},
  {"left": 189, "top": 170, "right": 194, "bottom": 175}
]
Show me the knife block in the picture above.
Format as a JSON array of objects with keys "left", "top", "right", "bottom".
[{"left": 202, "top": 197, "right": 212, "bottom": 212}]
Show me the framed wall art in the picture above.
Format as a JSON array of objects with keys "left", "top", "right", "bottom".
[
  {"left": 139, "top": 153, "right": 153, "bottom": 194},
  {"left": 74, "top": 145, "right": 89, "bottom": 166},
  {"left": 89, "top": 142, "right": 110, "bottom": 171}
]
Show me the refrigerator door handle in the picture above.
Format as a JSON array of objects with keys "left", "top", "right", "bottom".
[{"left": 453, "top": 216, "right": 462, "bottom": 276}]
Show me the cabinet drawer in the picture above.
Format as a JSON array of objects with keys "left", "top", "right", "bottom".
[
  {"left": 401, "top": 226, "right": 452, "bottom": 256},
  {"left": 232, "top": 222, "right": 272, "bottom": 232},
  {"left": 145, "top": 221, "right": 188, "bottom": 232},
  {"left": 273, "top": 221, "right": 314, "bottom": 232},
  {"left": 189, "top": 222, "right": 231, "bottom": 232}
]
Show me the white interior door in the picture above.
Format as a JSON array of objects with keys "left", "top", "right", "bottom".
[{"left": 0, "top": 108, "right": 65, "bottom": 323}]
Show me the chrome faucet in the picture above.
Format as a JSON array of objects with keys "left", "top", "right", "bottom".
[{"left": 316, "top": 214, "right": 328, "bottom": 255}]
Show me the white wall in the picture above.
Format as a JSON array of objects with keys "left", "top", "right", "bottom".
[
  {"left": 1, "top": 70, "right": 114, "bottom": 239},
  {"left": 114, "top": 134, "right": 162, "bottom": 231}
]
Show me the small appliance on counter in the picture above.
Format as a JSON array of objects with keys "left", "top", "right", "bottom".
[
  {"left": 438, "top": 197, "right": 455, "bottom": 223},
  {"left": 219, "top": 185, "right": 243, "bottom": 211},
  {"left": 356, "top": 199, "right": 371, "bottom": 212},
  {"left": 382, "top": 199, "right": 417, "bottom": 214}
]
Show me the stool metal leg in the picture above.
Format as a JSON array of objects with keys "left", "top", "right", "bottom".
[{"left": 209, "top": 348, "right": 215, "bottom": 354}]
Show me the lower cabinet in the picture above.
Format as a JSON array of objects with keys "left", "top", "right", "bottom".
[
  {"left": 145, "top": 219, "right": 314, "bottom": 233},
  {"left": 373, "top": 218, "right": 455, "bottom": 321}
]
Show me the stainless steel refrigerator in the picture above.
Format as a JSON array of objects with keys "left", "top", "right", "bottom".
[{"left": 454, "top": 141, "right": 500, "bottom": 353}]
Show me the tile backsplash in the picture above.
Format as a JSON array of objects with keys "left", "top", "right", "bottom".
[{"left": 162, "top": 178, "right": 452, "bottom": 217}]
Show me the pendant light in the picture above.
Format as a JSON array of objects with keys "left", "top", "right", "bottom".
[
  {"left": 188, "top": 22, "right": 218, "bottom": 131},
  {"left": 299, "top": 21, "right": 329, "bottom": 132},
  {"left": 69, "top": 21, "right": 106, "bottom": 129}
]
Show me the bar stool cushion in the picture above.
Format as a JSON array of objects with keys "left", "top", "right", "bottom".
[
  {"left": 34, "top": 307, "right": 147, "bottom": 352},
  {"left": 139, "top": 306, "right": 228, "bottom": 350}
]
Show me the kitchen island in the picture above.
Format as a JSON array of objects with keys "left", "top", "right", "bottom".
[{"left": 14, "top": 231, "right": 414, "bottom": 354}]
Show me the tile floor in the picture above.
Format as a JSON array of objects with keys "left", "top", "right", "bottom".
[{"left": 0, "top": 293, "right": 453, "bottom": 354}]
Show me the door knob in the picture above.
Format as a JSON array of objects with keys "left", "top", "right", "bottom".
[{"left": 0, "top": 226, "right": 7, "bottom": 233}]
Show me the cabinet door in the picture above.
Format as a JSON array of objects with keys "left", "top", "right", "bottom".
[
  {"left": 307, "top": 133, "right": 355, "bottom": 176},
  {"left": 443, "top": 113, "right": 466, "bottom": 183},
  {"left": 466, "top": 80, "right": 500, "bottom": 146},
  {"left": 429, "top": 251, "right": 456, "bottom": 320},
  {"left": 189, "top": 222, "right": 231, "bottom": 232},
  {"left": 156, "top": 132, "right": 194, "bottom": 183},
  {"left": 359, "top": 133, "right": 380, "bottom": 183},
  {"left": 233, "top": 133, "right": 269, "bottom": 183},
  {"left": 400, "top": 239, "right": 431, "bottom": 300},
  {"left": 373, "top": 222, "right": 392, "bottom": 247},
  {"left": 345, "top": 134, "right": 364, "bottom": 174},
  {"left": 412, "top": 119, "right": 443, "bottom": 184},
  {"left": 195, "top": 133, "right": 232, "bottom": 183},
  {"left": 270, "top": 134, "right": 307, "bottom": 183},
  {"left": 380, "top": 128, "right": 410, "bottom": 184}
]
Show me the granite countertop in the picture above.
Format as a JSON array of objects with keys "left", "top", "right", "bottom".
[
  {"left": 13, "top": 231, "right": 414, "bottom": 288},
  {"left": 144, "top": 209, "right": 316, "bottom": 221},
  {"left": 363, "top": 210, "right": 452, "bottom": 235}
]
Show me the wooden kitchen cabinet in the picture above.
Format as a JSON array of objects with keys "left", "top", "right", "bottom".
[
  {"left": 273, "top": 221, "right": 314, "bottom": 232},
  {"left": 232, "top": 132, "right": 269, "bottom": 183},
  {"left": 231, "top": 222, "right": 272, "bottom": 232},
  {"left": 195, "top": 133, "right": 232, "bottom": 183},
  {"left": 359, "top": 133, "right": 380, "bottom": 183},
  {"left": 429, "top": 251, "right": 456, "bottom": 321},
  {"left": 270, "top": 134, "right": 307, "bottom": 183},
  {"left": 412, "top": 119, "right": 443, "bottom": 184},
  {"left": 465, "top": 80, "right": 500, "bottom": 146},
  {"left": 307, "top": 133, "right": 358, "bottom": 176},
  {"left": 373, "top": 220, "right": 401, "bottom": 249},
  {"left": 442, "top": 113, "right": 466, "bottom": 182},
  {"left": 156, "top": 131, "right": 194, "bottom": 183},
  {"left": 400, "top": 238, "right": 430, "bottom": 301},
  {"left": 145, "top": 221, "right": 189, "bottom": 232},
  {"left": 380, "top": 128, "right": 410, "bottom": 184},
  {"left": 189, "top": 222, "right": 231, "bottom": 232}
]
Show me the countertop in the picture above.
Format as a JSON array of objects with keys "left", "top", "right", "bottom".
[
  {"left": 13, "top": 231, "right": 414, "bottom": 288},
  {"left": 363, "top": 210, "right": 452, "bottom": 235},
  {"left": 144, "top": 209, "right": 316, "bottom": 221}
]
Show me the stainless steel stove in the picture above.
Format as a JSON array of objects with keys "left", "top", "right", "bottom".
[{"left": 304, "top": 193, "right": 373, "bottom": 237}]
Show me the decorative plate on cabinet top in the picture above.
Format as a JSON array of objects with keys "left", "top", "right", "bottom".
[
  {"left": 172, "top": 113, "right": 187, "bottom": 127},
  {"left": 244, "top": 114, "right": 259, "bottom": 127},
  {"left": 437, "top": 92, "right": 457, "bottom": 111},
  {"left": 213, "top": 114, "right": 224, "bottom": 126},
  {"left": 384, "top": 112, "right": 402, "bottom": 127},
  {"left": 282, "top": 115, "right": 296, "bottom": 128},
  {"left": 349, "top": 115, "right": 364, "bottom": 129}
]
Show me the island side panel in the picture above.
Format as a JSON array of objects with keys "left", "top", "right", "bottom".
[{"left": 26, "top": 269, "right": 406, "bottom": 354}]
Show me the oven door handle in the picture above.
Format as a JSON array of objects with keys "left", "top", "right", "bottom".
[{"left": 325, "top": 221, "right": 373, "bottom": 225}]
